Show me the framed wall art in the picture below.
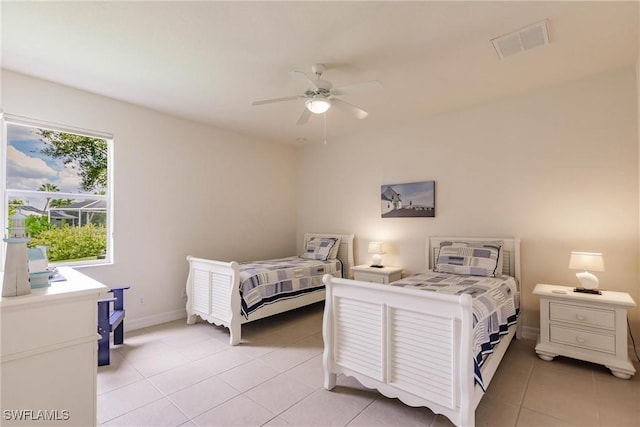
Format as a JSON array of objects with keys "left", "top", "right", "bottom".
[{"left": 381, "top": 180, "right": 435, "bottom": 218}]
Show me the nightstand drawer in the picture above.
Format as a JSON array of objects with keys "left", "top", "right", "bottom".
[
  {"left": 549, "top": 324, "right": 615, "bottom": 354},
  {"left": 355, "top": 272, "right": 386, "bottom": 284},
  {"left": 549, "top": 302, "right": 615, "bottom": 329}
]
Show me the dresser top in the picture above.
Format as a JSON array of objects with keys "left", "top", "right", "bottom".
[
  {"left": 534, "top": 283, "right": 637, "bottom": 307},
  {"left": 0, "top": 267, "right": 107, "bottom": 307}
]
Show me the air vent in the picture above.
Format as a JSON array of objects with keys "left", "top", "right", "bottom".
[{"left": 491, "top": 19, "right": 550, "bottom": 60}]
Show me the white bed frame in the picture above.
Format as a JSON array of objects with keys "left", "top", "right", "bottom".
[
  {"left": 186, "top": 233, "right": 355, "bottom": 345},
  {"left": 322, "top": 236, "right": 520, "bottom": 427}
]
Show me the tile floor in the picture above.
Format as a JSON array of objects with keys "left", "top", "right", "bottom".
[{"left": 98, "top": 302, "right": 640, "bottom": 427}]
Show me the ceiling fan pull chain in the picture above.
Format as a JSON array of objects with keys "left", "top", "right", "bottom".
[{"left": 324, "top": 112, "right": 327, "bottom": 145}]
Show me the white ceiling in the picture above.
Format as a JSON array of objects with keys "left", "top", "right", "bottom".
[{"left": 1, "top": 1, "right": 638, "bottom": 145}]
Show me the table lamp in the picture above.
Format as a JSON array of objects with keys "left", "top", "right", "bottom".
[
  {"left": 569, "top": 251, "right": 604, "bottom": 294},
  {"left": 368, "top": 242, "right": 385, "bottom": 268}
]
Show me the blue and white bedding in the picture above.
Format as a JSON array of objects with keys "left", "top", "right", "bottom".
[
  {"left": 389, "top": 271, "right": 519, "bottom": 390},
  {"left": 239, "top": 256, "right": 342, "bottom": 317}
]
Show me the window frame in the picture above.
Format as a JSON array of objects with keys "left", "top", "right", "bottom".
[{"left": 1, "top": 113, "right": 114, "bottom": 267}]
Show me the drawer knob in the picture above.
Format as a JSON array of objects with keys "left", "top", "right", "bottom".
[
  {"left": 576, "top": 314, "right": 586, "bottom": 321},
  {"left": 576, "top": 336, "right": 586, "bottom": 344}
]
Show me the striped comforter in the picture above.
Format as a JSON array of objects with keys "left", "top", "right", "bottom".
[
  {"left": 390, "top": 271, "right": 519, "bottom": 389},
  {"left": 239, "top": 256, "right": 342, "bottom": 317}
]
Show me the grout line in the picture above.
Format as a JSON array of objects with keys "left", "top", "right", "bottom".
[
  {"left": 512, "top": 351, "right": 535, "bottom": 427},
  {"left": 591, "top": 370, "right": 601, "bottom": 427},
  {"left": 119, "top": 396, "right": 173, "bottom": 425},
  {"left": 96, "top": 380, "right": 168, "bottom": 425}
]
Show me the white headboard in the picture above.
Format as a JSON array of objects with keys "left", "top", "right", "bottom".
[
  {"left": 427, "top": 236, "right": 521, "bottom": 283},
  {"left": 304, "top": 233, "right": 355, "bottom": 279}
]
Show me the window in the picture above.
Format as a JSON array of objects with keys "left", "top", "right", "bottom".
[{"left": 2, "top": 114, "right": 113, "bottom": 266}]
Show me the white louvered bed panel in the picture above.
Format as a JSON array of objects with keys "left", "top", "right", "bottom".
[
  {"left": 335, "top": 297, "right": 383, "bottom": 380},
  {"left": 388, "top": 307, "right": 456, "bottom": 409},
  {"left": 502, "top": 250, "right": 512, "bottom": 276},
  {"left": 336, "top": 244, "right": 350, "bottom": 277},
  {"left": 210, "top": 271, "right": 234, "bottom": 321},
  {"left": 192, "top": 268, "right": 212, "bottom": 314}
]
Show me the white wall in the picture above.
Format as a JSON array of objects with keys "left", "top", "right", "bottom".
[
  {"left": 3, "top": 67, "right": 638, "bottom": 339},
  {"left": 1, "top": 70, "right": 298, "bottom": 328},
  {"left": 297, "top": 67, "right": 639, "bottom": 337}
]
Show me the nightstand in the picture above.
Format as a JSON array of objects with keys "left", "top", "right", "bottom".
[
  {"left": 533, "top": 283, "right": 637, "bottom": 379},
  {"left": 351, "top": 265, "right": 403, "bottom": 284}
]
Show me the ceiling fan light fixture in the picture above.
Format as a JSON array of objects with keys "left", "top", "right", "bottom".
[{"left": 305, "top": 97, "right": 331, "bottom": 114}]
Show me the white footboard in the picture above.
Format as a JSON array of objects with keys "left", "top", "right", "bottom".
[
  {"left": 322, "top": 275, "right": 480, "bottom": 427},
  {"left": 186, "top": 256, "right": 242, "bottom": 345}
]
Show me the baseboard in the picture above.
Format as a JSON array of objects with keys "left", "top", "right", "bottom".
[
  {"left": 520, "top": 325, "right": 539, "bottom": 341},
  {"left": 126, "top": 309, "right": 187, "bottom": 331}
]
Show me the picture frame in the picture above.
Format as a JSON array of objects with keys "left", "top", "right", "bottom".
[{"left": 381, "top": 180, "right": 435, "bottom": 218}]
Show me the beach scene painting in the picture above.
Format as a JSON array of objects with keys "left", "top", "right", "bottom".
[{"left": 381, "top": 180, "right": 435, "bottom": 218}]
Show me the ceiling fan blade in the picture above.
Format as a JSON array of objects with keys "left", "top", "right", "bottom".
[
  {"left": 289, "top": 70, "right": 319, "bottom": 91},
  {"left": 252, "top": 96, "right": 300, "bottom": 106},
  {"left": 330, "top": 98, "right": 369, "bottom": 119},
  {"left": 330, "top": 80, "right": 383, "bottom": 96},
  {"left": 296, "top": 107, "right": 311, "bottom": 125}
]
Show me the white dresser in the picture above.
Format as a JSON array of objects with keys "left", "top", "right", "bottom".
[
  {"left": 533, "top": 283, "right": 636, "bottom": 379},
  {"left": 1, "top": 267, "right": 106, "bottom": 426}
]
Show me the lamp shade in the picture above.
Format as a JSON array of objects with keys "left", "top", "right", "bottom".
[
  {"left": 368, "top": 242, "right": 385, "bottom": 255},
  {"left": 568, "top": 252, "right": 604, "bottom": 272},
  {"left": 305, "top": 97, "right": 331, "bottom": 114}
]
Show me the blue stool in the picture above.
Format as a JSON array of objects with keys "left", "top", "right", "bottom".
[{"left": 97, "top": 286, "right": 130, "bottom": 366}]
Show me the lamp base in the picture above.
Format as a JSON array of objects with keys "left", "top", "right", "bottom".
[
  {"left": 576, "top": 271, "right": 599, "bottom": 290},
  {"left": 574, "top": 287, "right": 602, "bottom": 295},
  {"left": 369, "top": 264, "right": 384, "bottom": 268},
  {"left": 371, "top": 253, "right": 383, "bottom": 268}
]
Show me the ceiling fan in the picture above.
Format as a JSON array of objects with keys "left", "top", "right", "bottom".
[{"left": 251, "top": 64, "right": 383, "bottom": 125}]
